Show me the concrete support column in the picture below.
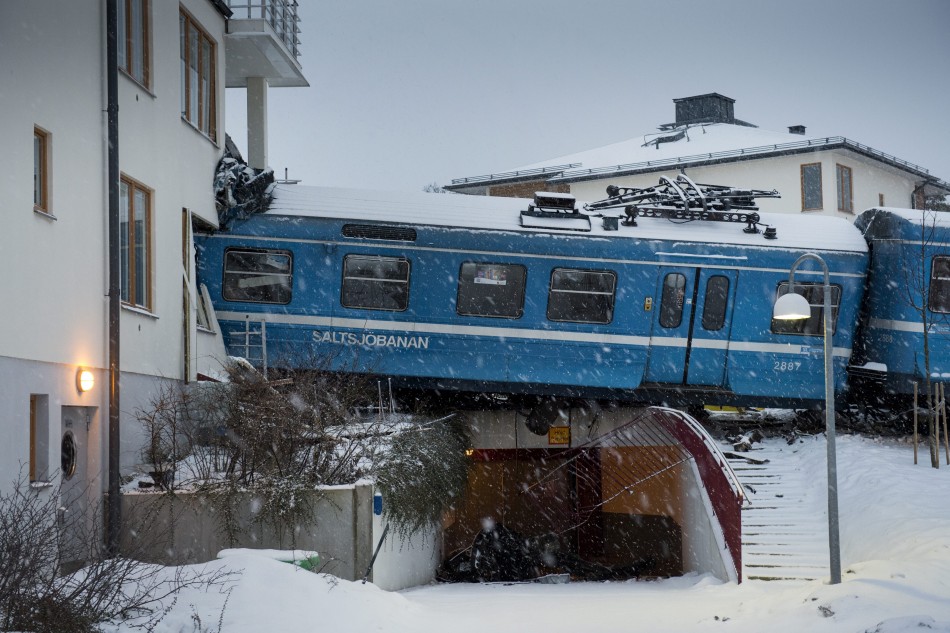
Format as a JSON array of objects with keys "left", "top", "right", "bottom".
[{"left": 247, "top": 77, "right": 269, "bottom": 170}]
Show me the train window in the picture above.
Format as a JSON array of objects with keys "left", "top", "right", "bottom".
[
  {"left": 701, "top": 275, "right": 730, "bottom": 331},
  {"left": 222, "top": 249, "right": 293, "bottom": 304},
  {"left": 929, "top": 256, "right": 950, "bottom": 313},
  {"left": 342, "top": 255, "right": 410, "bottom": 311},
  {"left": 546, "top": 268, "right": 616, "bottom": 324},
  {"left": 659, "top": 273, "right": 687, "bottom": 328},
  {"left": 771, "top": 282, "right": 841, "bottom": 335},
  {"left": 457, "top": 263, "right": 526, "bottom": 318}
]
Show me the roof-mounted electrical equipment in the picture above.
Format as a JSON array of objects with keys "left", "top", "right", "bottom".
[
  {"left": 520, "top": 191, "right": 591, "bottom": 232},
  {"left": 585, "top": 175, "right": 780, "bottom": 238}
]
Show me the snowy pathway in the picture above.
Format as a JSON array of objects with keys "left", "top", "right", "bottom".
[{"left": 725, "top": 435, "right": 832, "bottom": 581}]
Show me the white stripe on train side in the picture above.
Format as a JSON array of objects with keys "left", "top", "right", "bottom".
[{"left": 216, "top": 311, "right": 852, "bottom": 358}]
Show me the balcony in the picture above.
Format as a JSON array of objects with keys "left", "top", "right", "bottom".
[{"left": 225, "top": 0, "right": 309, "bottom": 88}]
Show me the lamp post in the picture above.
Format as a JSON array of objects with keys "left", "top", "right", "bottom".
[{"left": 772, "top": 252, "right": 841, "bottom": 585}]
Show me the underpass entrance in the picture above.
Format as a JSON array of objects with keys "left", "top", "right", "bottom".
[{"left": 441, "top": 407, "right": 743, "bottom": 583}]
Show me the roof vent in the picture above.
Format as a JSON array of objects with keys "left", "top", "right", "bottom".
[
  {"left": 532, "top": 191, "right": 576, "bottom": 213},
  {"left": 342, "top": 224, "right": 417, "bottom": 242},
  {"left": 788, "top": 125, "right": 806, "bottom": 135},
  {"left": 520, "top": 192, "right": 591, "bottom": 232}
]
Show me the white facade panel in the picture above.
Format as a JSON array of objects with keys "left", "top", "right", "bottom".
[
  {"left": 567, "top": 149, "right": 917, "bottom": 220},
  {"left": 0, "top": 0, "right": 234, "bottom": 495}
]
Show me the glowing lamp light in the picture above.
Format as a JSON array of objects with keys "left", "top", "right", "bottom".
[
  {"left": 464, "top": 449, "right": 475, "bottom": 457},
  {"left": 772, "top": 292, "right": 812, "bottom": 320},
  {"left": 77, "top": 369, "right": 95, "bottom": 393}
]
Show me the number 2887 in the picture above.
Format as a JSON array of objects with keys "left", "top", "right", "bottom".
[{"left": 773, "top": 361, "right": 802, "bottom": 372}]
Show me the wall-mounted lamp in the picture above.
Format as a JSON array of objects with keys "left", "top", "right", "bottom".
[{"left": 77, "top": 368, "right": 95, "bottom": 393}]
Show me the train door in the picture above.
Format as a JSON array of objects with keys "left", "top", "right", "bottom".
[{"left": 645, "top": 267, "right": 737, "bottom": 386}]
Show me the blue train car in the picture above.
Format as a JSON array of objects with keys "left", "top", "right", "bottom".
[
  {"left": 850, "top": 207, "right": 950, "bottom": 404},
  {"left": 196, "top": 185, "right": 868, "bottom": 408}
]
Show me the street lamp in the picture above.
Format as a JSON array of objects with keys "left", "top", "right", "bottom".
[{"left": 772, "top": 252, "right": 842, "bottom": 585}]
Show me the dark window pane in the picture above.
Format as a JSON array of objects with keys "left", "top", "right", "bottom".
[
  {"left": 837, "top": 165, "right": 852, "bottom": 212},
  {"left": 929, "top": 256, "right": 950, "bottom": 313},
  {"left": 547, "top": 269, "right": 616, "bottom": 324},
  {"left": 701, "top": 275, "right": 730, "bottom": 331},
  {"left": 659, "top": 273, "right": 687, "bottom": 328},
  {"left": 341, "top": 255, "right": 410, "bottom": 311},
  {"left": 771, "top": 282, "right": 841, "bottom": 335},
  {"left": 802, "top": 163, "right": 822, "bottom": 210},
  {"left": 457, "top": 263, "right": 526, "bottom": 318},
  {"left": 223, "top": 249, "right": 293, "bottom": 304}
]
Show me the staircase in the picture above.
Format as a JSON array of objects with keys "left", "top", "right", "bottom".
[{"left": 724, "top": 437, "right": 832, "bottom": 581}]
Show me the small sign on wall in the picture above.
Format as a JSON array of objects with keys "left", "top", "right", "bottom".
[{"left": 548, "top": 426, "right": 570, "bottom": 446}]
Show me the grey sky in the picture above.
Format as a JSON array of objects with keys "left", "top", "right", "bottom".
[{"left": 226, "top": 0, "right": 950, "bottom": 194}]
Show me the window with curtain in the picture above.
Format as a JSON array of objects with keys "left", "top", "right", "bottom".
[
  {"left": 120, "top": 176, "right": 152, "bottom": 309},
  {"left": 836, "top": 164, "right": 853, "bottom": 213},
  {"left": 118, "top": 0, "right": 150, "bottom": 87},
  {"left": 180, "top": 11, "right": 217, "bottom": 140}
]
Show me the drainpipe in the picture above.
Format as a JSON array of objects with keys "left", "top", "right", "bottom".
[{"left": 106, "top": 0, "right": 122, "bottom": 557}]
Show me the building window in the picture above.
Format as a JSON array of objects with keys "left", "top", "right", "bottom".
[
  {"left": 879, "top": 193, "right": 885, "bottom": 207},
  {"left": 457, "top": 263, "right": 526, "bottom": 319},
  {"left": 701, "top": 275, "right": 730, "bottom": 331},
  {"left": 118, "top": 0, "right": 150, "bottom": 87},
  {"left": 929, "top": 257, "right": 950, "bottom": 313},
  {"left": 222, "top": 249, "right": 293, "bottom": 304},
  {"left": 771, "top": 282, "right": 841, "bottom": 336},
  {"left": 801, "top": 163, "right": 823, "bottom": 211},
  {"left": 180, "top": 11, "right": 217, "bottom": 140},
  {"left": 33, "top": 127, "right": 50, "bottom": 214},
  {"left": 30, "top": 395, "right": 50, "bottom": 483},
  {"left": 546, "top": 268, "right": 616, "bottom": 324},
  {"left": 120, "top": 176, "right": 152, "bottom": 309},
  {"left": 342, "top": 255, "right": 410, "bottom": 311},
  {"left": 836, "top": 164, "right": 853, "bottom": 213}
]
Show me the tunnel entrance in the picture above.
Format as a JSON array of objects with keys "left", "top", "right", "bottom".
[{"left": 440, "top": 407, "right": 742, "bottom": 583}]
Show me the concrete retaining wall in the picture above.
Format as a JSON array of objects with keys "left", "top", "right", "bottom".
[{"left": 119, "top": 484, "right": 439, "bottom": 590}]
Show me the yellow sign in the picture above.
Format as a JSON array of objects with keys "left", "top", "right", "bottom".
[{"left": 548, "top": 426, "right": 570, "bottom": 446}]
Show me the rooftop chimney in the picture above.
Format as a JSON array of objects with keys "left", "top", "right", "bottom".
[
  {"left": 673, "top": 93, "right": 736, "bottom": 126},
  {"left": 788, "top": 125, "right": 806, "bottom": 135}
]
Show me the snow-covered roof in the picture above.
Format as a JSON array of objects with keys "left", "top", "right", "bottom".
[
  {"left": 447, "top": 123, "right": 948, "bottom": 191},
  {"left": 864, "top": 207, "right": 950, "bottom": 228},
  {"left": 267, "top": 184, "right": 868, "bottom": 253},
  {"left": 519, "top": 123, "right": 804, "bottom": 173}
]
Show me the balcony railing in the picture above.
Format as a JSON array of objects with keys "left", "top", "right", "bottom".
[{"left": 228, "top": 1, "right": 301, "bottom": 60}]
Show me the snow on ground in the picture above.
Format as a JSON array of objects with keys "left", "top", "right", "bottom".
[{"left": 106, "top": 435, "right": 950, "bottom": 633}]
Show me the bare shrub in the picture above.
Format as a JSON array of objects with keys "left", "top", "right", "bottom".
[
  {"left": 374, "top": 415, "right": 471, "bottom": 539},
  {"left": 0, "top": 470, "right": 233, "bottom": 632}
]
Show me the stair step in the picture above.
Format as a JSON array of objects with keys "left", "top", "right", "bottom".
[{"left": 723, "top": 438, "right": 830, "bottom": 582}]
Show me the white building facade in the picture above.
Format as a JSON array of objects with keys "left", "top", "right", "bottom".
[
  {"left": 447, "top": 94, "right": 950, "bottom": 217},
  {"left": 0, "top": 0, "right": 306, "bottom": 550}
]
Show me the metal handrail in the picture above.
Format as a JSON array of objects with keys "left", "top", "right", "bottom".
[
  {"left": 227, "top": 0, "right": 302, "bottom": 60},
  {"left": 449, "top": 163, "right": 581, "bottom": 186},
  {"left": 552, "top": 136, "right": 932, "bottom": 181}
]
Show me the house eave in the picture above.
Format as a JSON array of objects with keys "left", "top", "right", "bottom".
[{"left": 548, "top": 137, "right": 947, "bottom": 188}]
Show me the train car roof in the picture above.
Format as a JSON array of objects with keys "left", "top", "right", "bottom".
[
  {"left": 266, "top": 184, "right": 868, "bottom": 253},
  {"left": 856, "top": 207, "right": 950, "bottom": 242}
]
